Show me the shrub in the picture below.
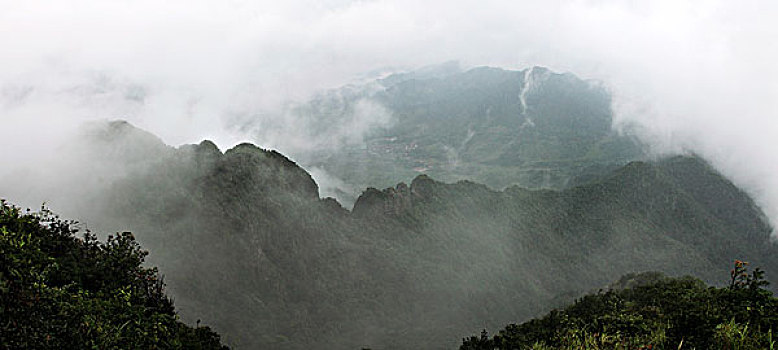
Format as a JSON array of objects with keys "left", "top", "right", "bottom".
[
  {"left": 462, "top": 263, "right": 778, "bottom": 350},
  {"left": 0, "top": 200, "right": 228, "bottom": 349}
]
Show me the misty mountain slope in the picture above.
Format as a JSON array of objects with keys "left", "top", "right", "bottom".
[
  {"left": 292, "top": 65, "right": 645, "bottom": 205},
  {"left": 354, "top": 155, "right": 775, "bottom": 292},
  {"left": 21, "top": 121, "right": 775, "bottom": 349},
  {"left": 54, "top": 124, "right": 411, "bottom": 348}
]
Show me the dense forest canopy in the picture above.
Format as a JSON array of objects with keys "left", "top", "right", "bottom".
[{"left": 0, "top": 200, "right": 228, "bottom": 349}]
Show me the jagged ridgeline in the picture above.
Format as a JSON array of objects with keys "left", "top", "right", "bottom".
[
  {"left": 13, "top": 120, "right": 772, "bottom": 349},
  {"left": 291, "top": 64, "right": 645, "bottom": 205}
]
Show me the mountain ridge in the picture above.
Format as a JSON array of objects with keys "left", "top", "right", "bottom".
[{"left": 2, "top": 114, "right": 772, "bottom": 349}]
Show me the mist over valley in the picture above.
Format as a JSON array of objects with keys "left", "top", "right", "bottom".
[{"left": 2, "top": 1, "right": 778, "bottom": 349}]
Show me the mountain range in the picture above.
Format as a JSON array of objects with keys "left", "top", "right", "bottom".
[
  {"left": 6, "top": 119, "right": 767, "bottom": 349},
  {"left": 1, "top": 66, "right": 774, "bottom": 349}
]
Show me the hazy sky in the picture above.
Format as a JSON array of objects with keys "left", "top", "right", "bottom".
[{"left": 1, "top": 0, "right": 777, "bottom": 230}]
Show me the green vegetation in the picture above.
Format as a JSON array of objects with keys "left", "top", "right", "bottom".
[
  {"left": 462, "top": 263, "right": 778, "bottom": 350},
  {"left": 0, "top": 200, "right": 227, "bottom": 349}
]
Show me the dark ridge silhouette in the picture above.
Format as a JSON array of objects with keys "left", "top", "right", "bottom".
[{"left": 40, "top": 120, "right": 775, "bottom": 349}]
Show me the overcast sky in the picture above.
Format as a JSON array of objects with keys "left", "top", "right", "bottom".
[{"left": 1, "top": 0, "right": 777, "bottom": 230}]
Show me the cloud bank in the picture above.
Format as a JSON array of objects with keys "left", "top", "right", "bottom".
[{"left": 1, "top": 0, "right": 777, "bottom": 229}]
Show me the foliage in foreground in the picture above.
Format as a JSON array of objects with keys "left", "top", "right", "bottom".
[
  {"left": 0, "top": 200, "right": 228, "bottom": 349},
  {"left": 462, "top": 264, "right": 778, "bottom": 350}
]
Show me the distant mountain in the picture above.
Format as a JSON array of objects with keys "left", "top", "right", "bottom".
[
  {"left": 291, "top": 65, "right": 645, "bottom": 205},
  {"left": 14, "top": 121, "right": 772, "bottom": 349}
]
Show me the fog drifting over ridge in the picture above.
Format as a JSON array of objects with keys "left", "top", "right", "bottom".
[{"left": 1, "top": 0, "right": 777, "bottom": 231}]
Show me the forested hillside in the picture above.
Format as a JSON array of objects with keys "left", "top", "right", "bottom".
[
  {"left": 462, "top": 266, "right": 778, "bottom": 350},
  {"left": 0, "top": 200, "right": 228, "bottom": 349},
  {"left": 9, "top": 120, "right": 770, "bottom": 349}
]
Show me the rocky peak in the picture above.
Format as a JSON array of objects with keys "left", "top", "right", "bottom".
[
  {"left": 352, "top": 175, "right": 449, "bottom": 218},
  {"left": 78, "top": 119, "right": 171, "bottom": 164},
  {"left": 218, "top": 143, "right": 320, "bottom": 201}
]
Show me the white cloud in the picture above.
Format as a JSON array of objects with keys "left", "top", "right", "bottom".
[{"left": 1, "top": 0, "right": 777, "bottom": 229}]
